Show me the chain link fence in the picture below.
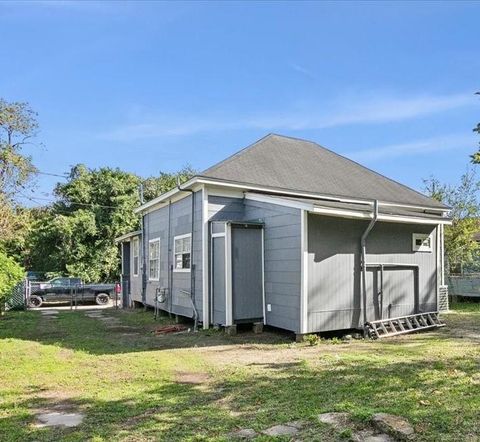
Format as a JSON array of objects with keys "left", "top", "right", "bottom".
[
  {"left": 5, "top": 279, "right": 30, "bottom": 311},
  {"left": 448, "top": 274, "right": 480, "bottom": 300}
]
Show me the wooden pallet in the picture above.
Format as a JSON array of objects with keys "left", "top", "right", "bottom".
[{"left": 365, "top": 312, "right": 445, "bottom": 339}]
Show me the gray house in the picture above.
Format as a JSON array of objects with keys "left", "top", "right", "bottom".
[{"left": 117, "top": 134, "right": 451, "bottom": 338}]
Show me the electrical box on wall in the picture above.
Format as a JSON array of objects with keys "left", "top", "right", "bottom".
[
  {"left": 412, "top": 233, "right": 432, "bottom": 252},
  {"left": 267, "top": 304, "right": 272, "bottom": 312}
]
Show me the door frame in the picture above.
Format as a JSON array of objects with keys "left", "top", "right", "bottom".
[
  {"left": 210, "top": 221, "right": 265, "bottom": 327},
  {"left": 366, "top": 263, "right": 420, "bottom": 320}
]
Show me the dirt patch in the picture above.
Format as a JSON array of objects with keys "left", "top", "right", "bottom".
[
  {"left": 36, "top": 390, "right": 74, "bottom": 401},
  {"left": 121, "top": 406, "right": 166, "bottom": 428},
  {"left": 107, "top": 326, "right": 138, "bottom": 332},
  {"left": 175, "top": 371, "right": 212, "bottom": 385}
]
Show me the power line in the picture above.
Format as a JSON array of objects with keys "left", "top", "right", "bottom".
[
  {"left": 16, "top": 192, "right": 121, "bottom": 209},
  {"left": 36, "top": 171, "right": 69, "bottom": 179}
]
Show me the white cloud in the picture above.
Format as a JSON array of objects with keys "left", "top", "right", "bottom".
[
  {"left": 100, "top": 92, "right": 476, "bottom": 142},
  {"left": 345, "top": 133, "right": 476, "bottom": 162},
  {"left": 289, "top": 63, "right": 316, "bottom": 79}
]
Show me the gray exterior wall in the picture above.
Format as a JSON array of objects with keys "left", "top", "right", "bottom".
[
  {"left": 208, "top": 195, "right": 245, "bottom": 221},
  {"left": 307, "top": 214, "right": 438, "bottom": 332},
  {"left": 135, "top": 190, "right": 439, "bottom": 334},
  {"left": 208, "top": 196, "right": 302, "bottom": 332},
  {"left": 129, "top": 235, "right": 142, "bottom": 303},
  {"left": 139, "top": 190, "right": 203, "bottom": 318}
]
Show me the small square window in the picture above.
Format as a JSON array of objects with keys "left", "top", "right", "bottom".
[{"left": 412, "top": 233, "right": 432, "bottom": 252}]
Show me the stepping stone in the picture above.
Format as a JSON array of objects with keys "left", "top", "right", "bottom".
[
  {"left": 285, "top": 420, "right": 304, "bottom": 429},
  {"left": 371, "top": 413, "right": 415, "bottom": 440},
  {"left": 353, "top": 429, "right": 395, "bottom": 442},
  {"left": 263, "top": 424, "right": 300, "bottom": 437},
  {"left": 227, "top": 428, "right": 257, "bottom": 439},
  {"left": 318, "top": 412, "right": 351, "bottom": 428},
  {"left": 41, "top": 310, "right": 59, "bottom": 315},
  {"left": 364, "top": 435, "right": 395, "bottom": 442},
  {"left": 35, "top": 411, "right": 84, "bottom": 428}
]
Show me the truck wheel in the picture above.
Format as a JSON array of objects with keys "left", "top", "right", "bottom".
[
  {"left": 28, "top": 295, "right": 43, "bottom": 308},
  {"left": 95, "top": 293, "right": 110, "bottom": 305}
]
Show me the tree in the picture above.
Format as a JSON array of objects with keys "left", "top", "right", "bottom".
[
  {"left": 1, "top": 163, "right": 197, "bottom": 282},
  {"left": 424, "top": 169, "right": 480, "bottom": 273},
  {"left": 0, "top": 99, "right": 39, "bottom": 198},
  {"left": 0, "top": 194, "right": 19, "bottom": 240},
  {"left": 142, "top": 165, "right": 195, "bottom": 201},
  {"left": 470, "top": 92, "right": 480, "bottom": 163},
  {"left": 47, "top": 165, "right": 142, "bottom": 282}
]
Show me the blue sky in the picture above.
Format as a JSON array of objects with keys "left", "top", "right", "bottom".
[{"left": 1, "top": 1, "right": 479, "bottom": 204}]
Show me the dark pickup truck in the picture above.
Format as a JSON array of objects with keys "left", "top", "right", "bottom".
[{"left": 29, "top": 277, "right": 116, "bottom": 308}]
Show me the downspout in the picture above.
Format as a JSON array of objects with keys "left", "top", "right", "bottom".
[
  {"left": 139, "top": 184, "right": 147, "bottom": 307},
  {"left": 177, "top": 178, "right": 198, "bottom": 332},
  {"left": 167, "top": 199, "right": 172, "bottom": 318},
  {"left": 360, "top": 199, "right": 378, "bottom": 330}
]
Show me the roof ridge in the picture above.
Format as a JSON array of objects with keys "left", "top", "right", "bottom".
[{"left": 199, "top": 133, "right": 446, "bottom": 209}]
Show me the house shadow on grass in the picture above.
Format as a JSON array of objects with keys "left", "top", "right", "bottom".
[
  {"left": 2, "top": 347, "right": 478, "bottom": 442},
  {"left": 0, "top": 309, "right": 292, "bottom": 356}
]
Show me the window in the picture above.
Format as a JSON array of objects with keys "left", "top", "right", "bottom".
[
  {"left": 174, "top": 233, "right": 191, "bottom": 271},
  {"left": 412, "top": 233, "right": 432, "bottom": 252},
  {"left": 132, "top": 237, "right": 139, "bottom": 276},
  {"left": 149, "top": 238, "right": 161, "bottom": 281},
  {"left": 50, "top": 278, "right": 68, "bottom": 286}
]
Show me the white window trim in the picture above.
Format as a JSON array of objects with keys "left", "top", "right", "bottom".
[
  {"left": 173, "top": 233, "right": 192, "bottom": 273},
  {"left": 148, "top": 237, "right": 161, "bottom": 281},
  {"left": 132, "top": 237, "right": 139, "bottom": 277},
  {"left": 412, "top": 233, "right": 433, "bottom": 253}
]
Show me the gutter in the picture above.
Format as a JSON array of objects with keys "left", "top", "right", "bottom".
[
  {"left": 360, "top": 200, "right": 378, "bottom": 330},
  {"left": 134, "top": 176, "right": 449, "bottom": 215}
]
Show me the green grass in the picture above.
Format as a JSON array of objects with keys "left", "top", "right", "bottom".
[{"left": 0, "top": 304, "right": 479, "bottom": 441}]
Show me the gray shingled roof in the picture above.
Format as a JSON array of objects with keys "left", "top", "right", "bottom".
[{"left": 200, "top": 134, "right": 447, "bottom": 209}]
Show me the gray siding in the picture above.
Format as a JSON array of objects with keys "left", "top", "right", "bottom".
[
  {"left": 141, "top": 190, "right": 203, "bottom": 318},
  {"left": 243, "top": 199, "right": 302, "bottom": 332},
  {"left": 207, "top": 196, "right": 302, "bottom": 332},
  {"left": 208, "top": 196, "right": 245, "bottom": 221},
  {"left": 307, "top": 214, "right": 438, "bottom": 332}
]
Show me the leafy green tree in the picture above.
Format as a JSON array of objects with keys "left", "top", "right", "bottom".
[
  {"left": 142, "top": 165, "right": 195, "bottom": 201},
  {"left": 2, "top": 164, "right": 197, "bottom": 282},
  {"left": 47, "top": 165, "right": 142, "bottom": 282},
  {"left": 0, "top": 250, "right": 24, "bottom": 314},
  {"left": 0, "top": 99, "right": 39, "bottom": 198},
  {"left": 0, "top": 99, "right": 40, "bottom": 241},
  {"left": 470, "top": 92, "right": 480, "bottom": 163},
  {"left": 424, "top": 169, "right": 480, "bottom": 273}
]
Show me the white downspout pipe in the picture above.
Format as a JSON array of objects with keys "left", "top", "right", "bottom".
[{"left": 361, "top": 200, "right": 379, "bottom": 330}]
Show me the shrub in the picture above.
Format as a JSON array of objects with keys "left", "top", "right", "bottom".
[
  {"left": 303, "top": 334, "right": 320, "bottom": 346},
  {"left": 0, "top": 251, "right": 24, "bottom": 313}
]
